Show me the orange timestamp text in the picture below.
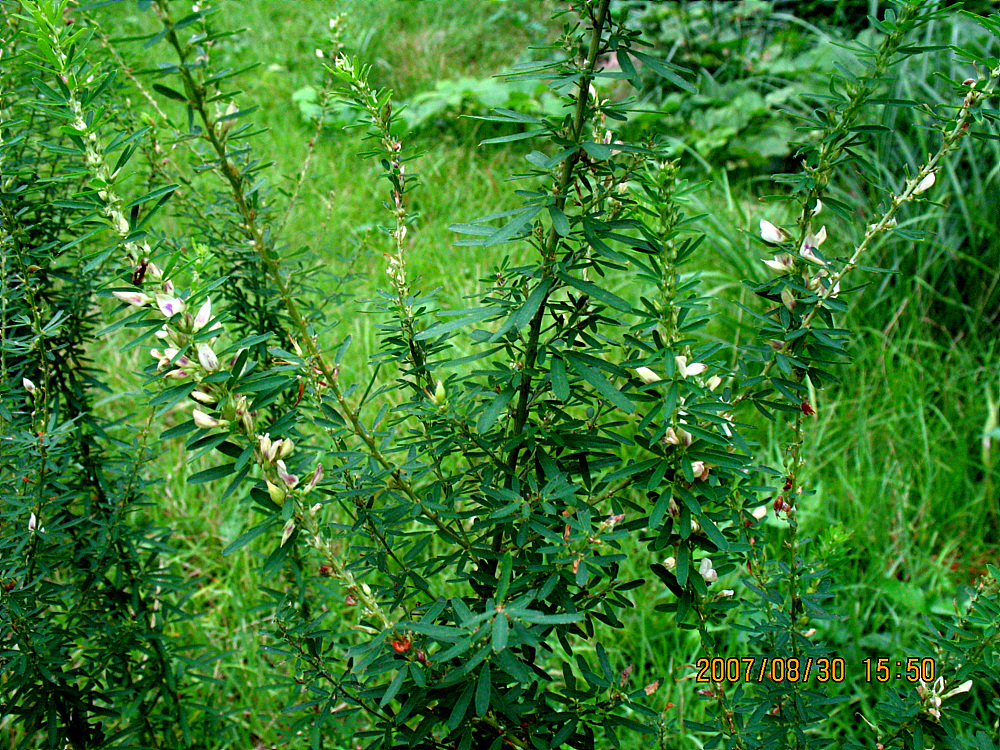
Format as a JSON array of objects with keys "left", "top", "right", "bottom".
[{"left": 694, "top": 656, "right": 846, "bottom": 684}]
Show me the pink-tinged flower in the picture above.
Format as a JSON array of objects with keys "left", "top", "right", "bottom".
[
  {"left": 113, "top": 290, "right": 153, "bottom": 307},
  {"left": 258, "top": 433, "right": 277, "bottom": 463},
  {"left": 162, "top": 278, "right": 175, "bottom": 295},
  {"left": 192, "top": 408, "right": 227, "bottom": 429},
  {"left": 166, "top": 368, "right": 190, "bottom": 379},
  {"left": 644, "top": 680, "right": 659, "bottom": 696},
  {"left": 690, "top": 461, "right": 710, "bottom": 481},
  {"left": 277, "top": 438, "right": 294, "bottom": 459},
  {"left": 22, "top": 377, "right": 36, "bottom": 394},
  {"left": 674, "top": 355, "right": 707, "bottom": 378},
  {"left": 698, "top": 557, "right": 717, "bottom": 583},
  {"left": 155, "top": 293, "right": 185, "bottom": 318},
  {"left": 759, "top": 219, "right": 789, "bottom": 244},
  {"left": 914, "top": 171, "right": 936, "bottom": 195},
  {"left": 800, "top": 226, "right": 828, "bottom": 266},
  {"left": 781, "top": 288, "right": 796, "bottom": 311},
  {"left": 764, "top": 253, "right": 795, "bottom": 272},
  {"left": 635, "top": 366, "right": 661, "bottom": 384},
  {"left": 280, "top": 518, "right": 296, "bottom": 547},
  {"left": 719, "top": 589, "right": 735, "bottom": 597},
  {"left": 196, "top": 342, "right": 219, "bottom": 371},
  {"left": 665, "top": 426, "right": 692, "bottom": 447},
  {"left": 276, "top": 459, "right": 299, "bottom": 489},
  {"left": 306, "top": 463, "right": 324, "bottom": 492},
  {"left": 193, "top": 298, "right": 212, "bottom": 331}
]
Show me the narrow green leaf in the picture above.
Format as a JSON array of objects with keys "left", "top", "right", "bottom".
[
  {"left": 550, "top": 356, "right": 570, "bottom": 401},
  {"left": 475, "top": 663, "right": 491, "bottom": 717},
  {"left": 557, "top": 271, "right": 633, "bottom": 313},
  {"left": 565, "top": 354, "right": 635, "bottom": 414},
  {"left": 629, "top": 50, "right": 697, "bottom": 93},
  {"left": 380, "top": 665, "right": 408, "bottom": 708},
  {"left": 152, "top": 82, "right": 189, "bottom": 102},
  {"left": 415, "top": 306, "right": 503, "bottom": 340},
  {"left": 492, "top": 614, "right": 509, "bottom": 653},
  {"left": 478, "top": 388, "right": 515, "bottom": 434}
]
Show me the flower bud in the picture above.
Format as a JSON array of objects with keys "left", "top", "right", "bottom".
[
  {"left": 780, "top": 288, "right": 796, "bottom": 312},
  {"left": 196, "top": 342, "right": 219, "bottom": 371},
  {"left": 706, "top": 375, "right": 722, "bottom": 391},
  {"left": 280, "top": 518, "right": 296, "bottom": 547},
  {"left": 192, "top": 408, "right": 227, "bottom": 429},
  {"left": 113, "top": 290, "right": 153, "bottom": 307},
  {"left": 914, "top": 171, "right": 936, "bottom": 195},
  {"left": 430, "top": 379, "right": 446, "bottom": 406},
  {"left": 277, "top": 438, "right": 294, "bottom": 459},
  {"left": 193, "top": 298, "right": 212, "bottom": 331},
  {"left": 22, "top": 377, "right": 36, "bottom": 394},
  {"left": 266, "top": 480, "right": 286, "bottom": 504},
  {"left": 190, "top": 389, "right": 216, "bottom": 405},
  {"left": 635, "top": 366, "right": 661, "bottom": 384},
  {"left": 752, "top": 505, "right": 768, "bottom": 520}
]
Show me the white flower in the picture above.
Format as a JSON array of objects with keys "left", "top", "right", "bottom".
[
  {"left": 698, "top": 557, "right": 717, "bottom": 583},
  {"left": 155, "top": 293, "right": 185, "bottom": 318},
  {"left": 22, "top": 377, "right": 36, "bottom": 394},
  {"left": 112, "top": 290, "right": 153, "bottom": 307},
  {"left": 190, "top": 390, "right": 216, "bottom": 405},
  {"left": 28, "top": 512, "right": 38, "bottom": 532},
  {"left": 764, "top": 254, "right": 794, "bottom": 272},
  {"left": 752, "top": 505, "right": 768, "bottom": 520},
  {"left": 192, "top": 409, "right": 227, "bottom": 429},
  {"left": 719, "top": 589, "right": 735, "bottom": 597},
  {"left": 193, "top": 298, "right": 212, "bottom": 331},
  {"left": 706, "top": 375, "right": 722, "bottom": 391},
  {"left": 635, "top": 366, "right": 661, "bottom": 384},
  {"left": 943, "top": 680, "right": 973, "bottom": 698},
  {"left": 663, "top": 556, "right": 676, "bottom": 571},
  {"left": 315, "top": 48, "right": 325, "bottom": 58},
  {"left": 811, "top": 199, "right": 823, "bottom": 216},
  {"left": 759, "top": 219, "right": 789, "bottom": 244},
  {"left": 674, "top": 355, "right": 708, "bottom": 379},
  {"left": 914, "top": 170, "right": 936, "bottom": 195},
  {"left": 196, "top": 342, "right": 219, "bottom": 371}
]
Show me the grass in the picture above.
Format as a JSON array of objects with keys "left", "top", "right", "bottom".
[{"left": 9, "top": 1, "right": 998, "bottom": 747}]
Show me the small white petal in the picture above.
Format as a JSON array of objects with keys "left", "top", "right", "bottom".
[
  {"left": 22, "top": 377, "right": 36, "bottom": 394},
  {"left": 28, "top": 512, "right": 37, "bottom": 531},
  {"left": 663, "top": 556, "right": 676, "bottom": 570}
]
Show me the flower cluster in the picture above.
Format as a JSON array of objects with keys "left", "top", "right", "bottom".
[{"left": 916, "top": 676, "right": 973, "bottom": 722}]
